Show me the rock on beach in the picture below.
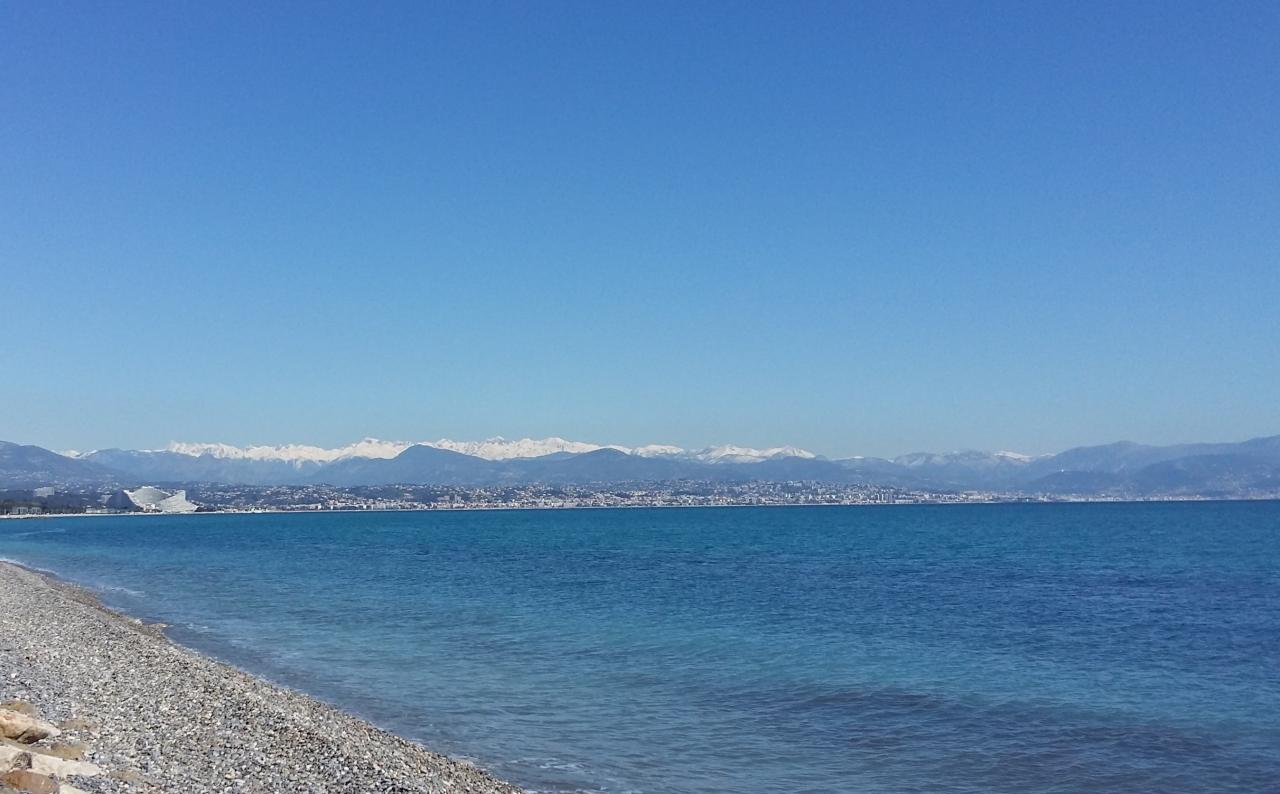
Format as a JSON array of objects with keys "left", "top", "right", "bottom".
[{"left": 0, "top": 709, "right": 60, "bottom": 744}]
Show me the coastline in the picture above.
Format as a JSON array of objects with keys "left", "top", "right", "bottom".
[
  {"left": 4, "top": 492, "right": 1274, "bottom": 522},
  {"left": 0, "top": 561, "right": 523, "bottom": 794}
]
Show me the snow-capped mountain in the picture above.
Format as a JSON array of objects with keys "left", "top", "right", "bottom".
[
  {"left": 629, "top": 444, "right": 818, "bottom": 463},
  {"left": 629, "top": 445, "right": 687, "bottom": 458},
  {"left": 891, "top": 449, "right": 1037, "bottom": 469},
  {"left": 422, "top": 437, "right": 627, "bottom": 460},
  {"left": 163, "top": 439, "right": 411, "bottom": 466},
  {"left": 154, "top": 437, "right": 819, "bottom": 465},
  {"left": 13, "top": 434, "right": 1280, "bottom": 495},
  {"left": 160, "top": 437, "right": 611, "bottom": 465},
  {"left": 689, "top": 445, "right": 818, "bottom": 464}
]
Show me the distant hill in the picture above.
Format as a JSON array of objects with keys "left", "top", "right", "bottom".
[
  {"left": 1, "top": 434, "right": 1278, "bottom": 498},
  {"left": 874, "top": 450, "right": 1036, "bottom": 489},
  {"left": 317, "top": 444, "right": 497, "bottom": 487},
  {"left": 84, "top": 448, "right": 319, "bottom": 486},
  {"left": 829, "top": 436, "right": 1280, "bottom": 496},
  {"left": 1014, "top": 437, "right": 1280, "bottom": 496},
  {"left": 1024, "top": 470, "right": 1127, "bottom": 494},
  {"left": 0, "top": 441, "right": 114, "bottom": 487}
]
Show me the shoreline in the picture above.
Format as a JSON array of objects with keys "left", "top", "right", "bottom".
[
  {"left": 0, "top": 560, "right": 523, "bottom": 793},
  {"left": 4, "top": 493, "right": 1276, "bottom": 521}
]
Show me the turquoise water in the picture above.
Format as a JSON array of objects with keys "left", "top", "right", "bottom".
[{"left": 2, "top": 502, "right": 1278, "bottom": 793}]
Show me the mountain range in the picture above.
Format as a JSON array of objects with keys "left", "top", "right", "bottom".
[{"left": 3, "top": 435, "right": 1279, "bottom": 498}]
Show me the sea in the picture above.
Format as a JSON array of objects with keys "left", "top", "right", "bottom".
[{"left": 2, "top": 502, "right": 1278, "bottom": 793}]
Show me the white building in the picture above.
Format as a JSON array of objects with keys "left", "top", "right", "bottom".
[{"left": 108, "top": 486, "right": 199, "bottom": 514}]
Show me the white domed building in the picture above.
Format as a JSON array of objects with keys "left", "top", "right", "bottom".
[{"left": 106, "top": 486, "right": 199, "bottom": 513}]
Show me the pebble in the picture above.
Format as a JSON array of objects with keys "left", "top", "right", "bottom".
[{"left": 0, "top": 562, "right": 523, "bottom": 793}]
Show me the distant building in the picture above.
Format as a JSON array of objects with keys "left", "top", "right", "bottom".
[
  {"left": 106, "top": 486, "right": 199, "bottom": 514},
  {"left": 33, "top": 486, "right": 56, "bottom": 497}
]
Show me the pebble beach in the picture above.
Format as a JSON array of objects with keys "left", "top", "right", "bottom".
[{"left": 0, "top": 562, "right": 522, "bottom": 794}]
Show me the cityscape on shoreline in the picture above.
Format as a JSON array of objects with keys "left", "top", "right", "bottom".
[
  {"left": 4, "top": 479, "right": 1275, "bottom": 517},
  {"left": 3, "top": 433, "right": 1280, "bottom": 515}
]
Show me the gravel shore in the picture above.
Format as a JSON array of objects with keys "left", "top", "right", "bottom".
[{"left": 0, "top": 562, "right": 523, "bottom": 794}]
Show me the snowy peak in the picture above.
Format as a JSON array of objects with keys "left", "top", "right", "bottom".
[
  {"left": 156, "top": 437, "right": 820, "bottom": 465},
  {"left": 630, "top": 444, "right": 688, "bottom": 458},
  {"left": 892, "top": 450, "right": 1035, "bottom": 468},
  {"left": 420, "top": 437, "right": 627, "bottom": 460},
  {"left": 691, "top": 445, "right": 818, "bottom": 464},
  {"left": 159, "top": 437, "right": 628, "bottom": 464},
  {"left": 334, "top": 438, "right": 415, "bottom": 460},
  {"left": 162, "top": 438, "right": 411, "bottom": 466}
]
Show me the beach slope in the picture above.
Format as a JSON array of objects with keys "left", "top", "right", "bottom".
[{"left": 0, "top": 562, "right": 522, "bottom": 793}]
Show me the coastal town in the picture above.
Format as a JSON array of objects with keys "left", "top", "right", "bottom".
[
  {"left": 182, "top": 481, "right": 1025, "bottom": 511},
  {"left": 0, "top": 480, "right": 1193, "bottom": 516}
]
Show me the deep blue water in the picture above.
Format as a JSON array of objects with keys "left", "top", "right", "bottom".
[{"left": 2, "top": 502, "right": 1278, "bottom": 793}]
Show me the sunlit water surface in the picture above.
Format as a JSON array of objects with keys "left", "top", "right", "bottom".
[{"left": 3, "top": 502, "right": 1278, "bottom": 793}]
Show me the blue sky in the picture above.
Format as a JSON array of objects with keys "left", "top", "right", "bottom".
[{"left": 2, "top": 1, "right": 1277, "bottom": 457}]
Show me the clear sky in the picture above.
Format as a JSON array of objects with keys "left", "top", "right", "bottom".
[{"left": 2, "top": 1, "right": 1277, "bottom": 458}]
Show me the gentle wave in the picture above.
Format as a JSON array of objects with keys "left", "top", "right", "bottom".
[{"left": 4, "top": 528, "right": 68, "bottom": 539}]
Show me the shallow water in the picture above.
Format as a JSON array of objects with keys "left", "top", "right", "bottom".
[{"left": 3, "top": 502, "right": 1278, "bottom": 793}]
